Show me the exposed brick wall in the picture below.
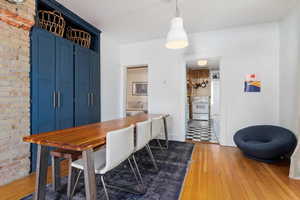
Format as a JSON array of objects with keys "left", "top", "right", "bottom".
[{"left": 0, "top": 0, "right": 35, "bottom": 186}]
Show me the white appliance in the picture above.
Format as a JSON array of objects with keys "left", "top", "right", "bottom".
[{"left": 192, "top": 96, "right": 210, "bottom": 121}]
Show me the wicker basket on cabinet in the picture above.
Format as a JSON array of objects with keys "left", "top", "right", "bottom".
[
  {"left": 66, "top": 27, "right": 91, "bottom": 48},
  {"left": 38, "top": 10, "right": 66, "bottom": 37}
]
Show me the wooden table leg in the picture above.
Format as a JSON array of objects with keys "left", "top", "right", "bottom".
[
  {"left": 34, "top": 145, "right": 49, "bottom": 200},
  {"left": 82, "top": 149, "right": 97, "bottom": 200}
]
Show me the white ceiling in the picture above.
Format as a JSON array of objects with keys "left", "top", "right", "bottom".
[{"left": 57, "top": 0, "right": 297, "bottom": 44}]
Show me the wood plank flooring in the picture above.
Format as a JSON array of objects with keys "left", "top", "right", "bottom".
[
  {"left": 180, "top": 143, "right": 300, "bottom": 200},
  {"left": 1, "top": 143, "right": 300, "bottom": 200},
  {"left": 0, "top": 160, "right": 69, "bottom": 200}
]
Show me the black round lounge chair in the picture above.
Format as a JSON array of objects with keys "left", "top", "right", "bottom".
[{"left": 234, "top": 125, "right": 297, "bottom": 163}]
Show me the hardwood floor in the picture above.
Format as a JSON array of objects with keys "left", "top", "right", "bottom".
[
  {"left": 0, "top": 160, "right": 69, "bottom": 200},
  {"left": 180, "top": 143, "right": 300, "bottom": 200},
  {"left": 1, "top": 143, "right": 300, "bottom": 200}
]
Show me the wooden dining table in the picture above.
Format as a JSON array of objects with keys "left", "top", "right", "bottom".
[{"left": 23, "top": 113, "right": 168, "bottom": 200}]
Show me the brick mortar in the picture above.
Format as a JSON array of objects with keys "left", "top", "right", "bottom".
[{"left": 0, "top": 0, "right": 35, "bottom": 186}]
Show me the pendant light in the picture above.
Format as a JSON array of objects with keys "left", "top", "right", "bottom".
[{"left": 165, "top": 0, "right": 188, "bottom": 49}]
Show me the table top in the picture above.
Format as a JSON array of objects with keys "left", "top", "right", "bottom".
[{"left": 23, "top": 113, "right": 165, "bottom": 151}]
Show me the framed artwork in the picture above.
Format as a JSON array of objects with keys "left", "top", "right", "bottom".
[
  {"left": 244, "top": 74, "right": 261, "bottom": 92},
  {"left": 132, "top": 82, "right": 148, "bottom": 96}
]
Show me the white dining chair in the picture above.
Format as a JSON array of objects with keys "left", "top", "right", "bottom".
[
  {"left": 68, "top": 125, "right": 144, "bottom": 200},
  {"left": 135, "top": 120, "right": 158, "bottom": 171},
  {"left": 151, "top": 116, "right": 165, "bottom": 151}
]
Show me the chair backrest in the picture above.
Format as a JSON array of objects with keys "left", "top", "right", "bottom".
[
  {"left": 151, "top": 116, "right": 164, "bottom": 139},
  {"left": 105, "top": 125, "right": 135, "bottom": 172},
  {"left": 136, "top": 120, "right": 152, "bottom": 152}
]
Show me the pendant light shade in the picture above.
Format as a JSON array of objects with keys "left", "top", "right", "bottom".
[
  {"left": 166, "top": 17, "right": 189, "bottom": 49},
  {"left": 165, "top": 0, "right": 188, "bottom": 49}
]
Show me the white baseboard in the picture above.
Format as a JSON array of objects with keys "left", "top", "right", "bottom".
[
  {"left": 158, "top": 133, "right": 185, "bottom": 142},
  {"left": 289, "top": 175, "right": 300, "bottom": 180},
  {"left": 168, "top": 134, "right": 185, "bottom": 142}
]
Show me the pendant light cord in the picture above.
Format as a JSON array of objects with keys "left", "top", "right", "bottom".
[{"left": 175, "top": 0, "right": 180, "bottom": 17}]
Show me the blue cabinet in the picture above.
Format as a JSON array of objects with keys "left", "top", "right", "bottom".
[
  {"left": 31, "top": 28, "right": 74, "bottom": 170},
  {"left": 31, "top": 28, "right": 101, "bottom": 171},
  {"left": 74, "top": 46, "right": 101, "bottom": 126}
]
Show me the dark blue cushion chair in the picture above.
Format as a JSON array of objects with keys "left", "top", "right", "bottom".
[{"left": 234, "top": 125, "right": 297, "bottom": 163}]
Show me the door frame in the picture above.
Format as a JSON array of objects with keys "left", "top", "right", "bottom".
[
  {"left": 121, "top": 65, "right": 149, "bottom": 117},
  {"left": 184, "top": 57, "right": 224, "bottom": 144}
]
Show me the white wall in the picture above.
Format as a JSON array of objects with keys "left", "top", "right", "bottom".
[
  {"left": 279, "top": 4, "right": 300, "bottom": 134},
  {"left": 120, "top": 45, "right": 186, "bottom": 141},
  {"left": 279, "top": 3, "right": 300, "bottom": 179},
  {"left": 101, "top": 34, "right": 122, "bottom": 121},
  {"left": 120, "top": 23, "right": 279, "bottom": 146}
]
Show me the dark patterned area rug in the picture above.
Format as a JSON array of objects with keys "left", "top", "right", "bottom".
[{"left": 22, "top": 141, "right": 194, "bottom": 200}]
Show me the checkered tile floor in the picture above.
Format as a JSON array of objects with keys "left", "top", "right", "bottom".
[{"left": 186, "top": 120, "right": 219, "bottom": 143}]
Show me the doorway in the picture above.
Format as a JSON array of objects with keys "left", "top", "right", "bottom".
[
  {"left": 125, "top": 66, "right": 148, "bottom": 116},
  {"left": 185, "top": 58, "right": 220, "bottom": 143}
]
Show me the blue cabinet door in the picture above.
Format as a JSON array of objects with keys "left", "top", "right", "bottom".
[
  {"left": 74, "top": 46, "right": 101, "bottom": 125},
  {"left": 90, "top": 51, "right": 101, "bottom": 123},
  {"left": 74, "top": 46, "right": 91, "bottom": 126},
  {"left": 31, "top": 28, "right": 56, "bottom": 170},
  {"left": 55, "top": 37, "right": 74, "bottom": 130}
]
